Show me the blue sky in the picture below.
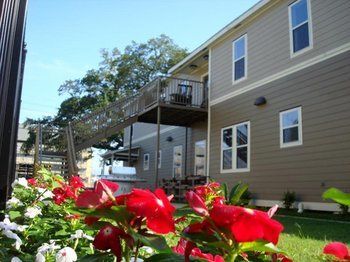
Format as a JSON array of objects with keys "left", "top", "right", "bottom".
[{"left": 20, "top": 0, "right": 259, "bottom": 123}]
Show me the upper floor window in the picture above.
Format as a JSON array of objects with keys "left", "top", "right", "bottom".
[
  {"left": 280, "top": 107, "right": 303, "bottom": 148},
  {"left": 232, "top": 34, "right": 247, "bottom": 83},
  {"left": 289, "top": 0, "right": 313, "bottom": 56},
  {"left": 143, "top": 153, "right": 150, "bottom": 171},
  {"left": 221, "top": 121, "right": 250, "bottom": 173}
]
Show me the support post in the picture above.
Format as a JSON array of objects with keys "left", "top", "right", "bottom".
[
  {"left": 66, "top": 123, "right": 78, "bottom": 176},
  {"left": 184, "top": 127, "right": 188, "bottom": 177},
  {"left": 155, "top": 106, "right": 161, "bottom": 188},
  {"left": 128, "top": 124, "right": 133, "bottom": 166},
  {"left": 33, "top": 124, "right": 41, "bottom": 174}
]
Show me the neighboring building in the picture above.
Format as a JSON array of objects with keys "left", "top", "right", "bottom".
[
  {"left": 16, "top": 124, "right": 34, "bottom": 177},
  {"left": 0, "top": 0, "right": 28, "bottom": 209},
  {"left": 103, "top": 0, "right": 350, "bottom": 211}
]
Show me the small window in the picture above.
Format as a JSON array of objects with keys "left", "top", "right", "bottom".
[
  {"left": 221, "top": 121, "right": 250, "bottom": 173},
  {"left": 194, "top": 140, "right": 206, "bottom": 176},
  {"left": 173, "top": 145, "right": 183, "bottom": 178},
  {"left": 232, "top": 34, "right": 247, "bottom": 83},
  {"left": 280, "top": 107, "right": 303, "bottom": 148},
  {"left": 143, "top": 153, "right": 150, "bottom": 171},
  {"left": 155, "top": 150, "right": 161, "bottom": 169},
  {"left": 289, "top": 0, "right": 312, "bottom": 55}
]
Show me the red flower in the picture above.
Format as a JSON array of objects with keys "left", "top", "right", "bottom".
[
  {"left": 210, "top": 204, "right": 283, "bottom": 244},
  {"left": 93, "top": 223, "right": 129, "bottom": 262},
  {"left": 84, "top": 216, "right": 100, "bottom": 226},
  {"left": 173, "top": 238, "right": 224, "bottom": 262},
  {"left": 65, "top": 214, "right": 80, "bottom": 220},
  {"left": 194, "top": 182, "right": 221, "bottom": 200},
  {"left": 323, "top": 242, "right": 350, "bottom": 261},
  {"left": 185, "top": 191, "right": 209, "bottom": 216},
  {"left": 75, "top": 180, "right": 119, "bottom": 208},
  {"left": 27, "top": 178, "right": 37, "bottom": 187},
  {"left": 53, "top": 187, "right": 67, "bottom": 205},
  {"left": 69, "top": 176, "right": 84, "bottom": 189},
  {"left": 126, "top": 188, "right": 175, "bottom": 234}
]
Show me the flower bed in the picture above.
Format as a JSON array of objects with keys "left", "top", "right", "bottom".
[{"left": 1, "top": 168, "right": 348, "bottom": 261}]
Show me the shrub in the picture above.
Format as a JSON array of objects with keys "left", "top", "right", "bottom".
[
  {"left": 282, "top": 191, "right": 296, "bottom": 210},
  {"left": 339, "top": 204, "right": 349, "bottom": 215}
]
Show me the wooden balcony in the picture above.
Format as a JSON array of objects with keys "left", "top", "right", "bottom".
[
  {"left": 136, "top": 77, "right": 208, "bottom": 126},
  {"left": 71, "top": 77, "right": 208, "bottom": 151}
]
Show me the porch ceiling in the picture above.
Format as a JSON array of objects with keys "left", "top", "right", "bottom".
[{"left": 137, "top": 103, "right": 207, "bottom": 127}]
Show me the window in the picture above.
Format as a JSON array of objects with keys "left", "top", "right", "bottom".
[
  {"left": 173, "top": 145, "right": 183, "bottom": 178},
  {"left": 194, "top": 140, "right": 206, "bottom": 176},
  {"left": 232, "top": 34, "right": 247, "bottom": 83},
  {"left": 289, "top": 0, "right": 312, "bottom": 56},
  {"left": 221, "top": 121, "right": 250, "bottom": 173},
  {"left": 143, "top": 153, "right": 150, "bottom": 171},
  {"left": 280, "top": 107, "right": 303, "bottom": 148},
  {"left": 155, "top": 150, "right": 162, "bottom": 169}
]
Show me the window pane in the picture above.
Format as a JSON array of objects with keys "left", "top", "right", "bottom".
[
  {"left": 223, "top": 149, "right": 232, "bottom": 170},
  {"left": 293, "top": 23, "right": 310, "bottom": 52},
  {"left": 291, "top": 0, "right": 308, "bottom": 28},
  {"left": 234, "top": 58, "right": 245, "bottom": 80},
  {"left": 234, "top": 37, "right": 245, "bottom": 60},
  {"left": 222, "top": 128, "right": 232, "bottom": 148},
  {"left": 237, "top": 147, "right": 248, "bottom": 169},
  {"left": 283, "top": 126, "right": 299, "bottom": 143},
  {"left": 282, "top": 110, "right": 299, "bottom": 127},
  {"left": 237, "top": 124, "right": 248, "bottom": 146}
]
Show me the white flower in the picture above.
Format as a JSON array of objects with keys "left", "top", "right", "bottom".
[
  {"left": 12, "top": 178, "right": 28, "bottom": 188},
  {"left": 11, "top": 257, "right": 22, "bottom": 262},
  {"left": 24, "top": 206, "right": 42, "bottom": 219},
  {"left": 35, "top": 252, "right": 46, "bottom": 262},
  {"left": 56, "top": 247, "right": 77, "bottom": 262},
  {"left": 37, "top": 240, "right": 60, "bottom": 254},
  {"left": 68, "top": 230, "right": 94, "bottom": 241},
  {"left": 0, "top": 217, "right": 27, "bottom": 232},
  {"left": 2, "top": 230, "right": 22, "bottom": 250},
  {"left": 140, "top": 246, "right": 154, "bottom": 254},
  {"left": 7, "top": 197, "right": 23, "bottom": 208},
  {"left": 38, "top": 188, "right": 54, "bottom": 200}
]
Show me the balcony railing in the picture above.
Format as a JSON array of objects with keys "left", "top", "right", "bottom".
[{"left": 71, "top": 77, "right": 207, "bottom": 149}]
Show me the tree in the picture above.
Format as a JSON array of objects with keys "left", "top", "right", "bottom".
[{"left": 23, "top": 35, "right": 188, "bottom": 153}]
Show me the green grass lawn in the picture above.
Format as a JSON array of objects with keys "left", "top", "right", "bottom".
[{"left": 276, "top": 215, "right": 350, "bottom": 261}]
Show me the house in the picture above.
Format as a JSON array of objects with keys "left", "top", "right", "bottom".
[{"left": 102, "top": 0, "right": 350, "bottom": 211}]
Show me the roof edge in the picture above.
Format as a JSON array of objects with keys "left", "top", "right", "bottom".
[{"left": 168, "top": 0, "right": 271, "bottom": 74}]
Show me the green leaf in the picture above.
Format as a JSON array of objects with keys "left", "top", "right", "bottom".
[
  {"left": 174, "top": 207, "right": 193, "bottom": 217},
  {"left": 222, "top": 183, "right": 229, "bottom": 201},
  {"left": 323, "top": 188, "right": 350, "bottom": 206},
  {"left": 8, "top": 211, "right": 21, "bottom": 220},
  {"left": 182, "top": 232, "right": 220, "bottom": 244},
  {"left": 240, "top": 241, "right": 283, "bottom": 254},
  {"left": 229, "top": 183, "right": 248, "bottom": 205},
  {"left": 130, "top": 231, "right": 172, "bottom": 253},
  {"left": 79, "top": 253, "right": 114, "bottom": 261},
  {"left": 145, "top": 253, "right": 187, "bottom": 262}
]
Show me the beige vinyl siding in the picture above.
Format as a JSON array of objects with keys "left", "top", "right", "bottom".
[
  {"left": 210, "top": 0, "right": 350, "bottom": 100},
  {"left": 209, "top": 50, "right": 350, "bottom": 202},
  {"left": 130, "top": 121, "right": 207, "bottom": 190}
]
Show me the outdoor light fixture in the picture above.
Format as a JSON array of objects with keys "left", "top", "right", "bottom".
[
  {"left": 189, "top": 64, "right": 198, "bottom": 70},
  {"left": 166, "top": 136, "right": 173, "bottom": 142},
  {"left": 203, "top": 54, "right": 209, "bottom": 60},
  {"left": 254, "top": 96, "right": 267, "bottom": 106}
]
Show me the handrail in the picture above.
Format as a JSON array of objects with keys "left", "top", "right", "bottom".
[{"left": 71, "top": 76, "right": 207, "bottom": 149}]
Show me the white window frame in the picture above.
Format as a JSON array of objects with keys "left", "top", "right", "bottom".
[
  {"left": 155, "top": 150, "right": 162, "bottom": 169},
  {"left": 232, "top": 34, "right": 248, "bottom": 85},
  {"left": 173, "top": 145, "right": 183, "bottom": 178},
  {"left": 220, "top": 121, "right": 250, "bottom": 173},
  {"left": 143, "top": 153, "right": 150, "bottom": 171},
  {"left": 288, "top": 0, "right": 313, "bottom": 58},
  {"left": 194, "top": 140, "right": 206, "bottom": 176},
  {"left": 280, "top": 107, "right": 303, "bottom": 148}
]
